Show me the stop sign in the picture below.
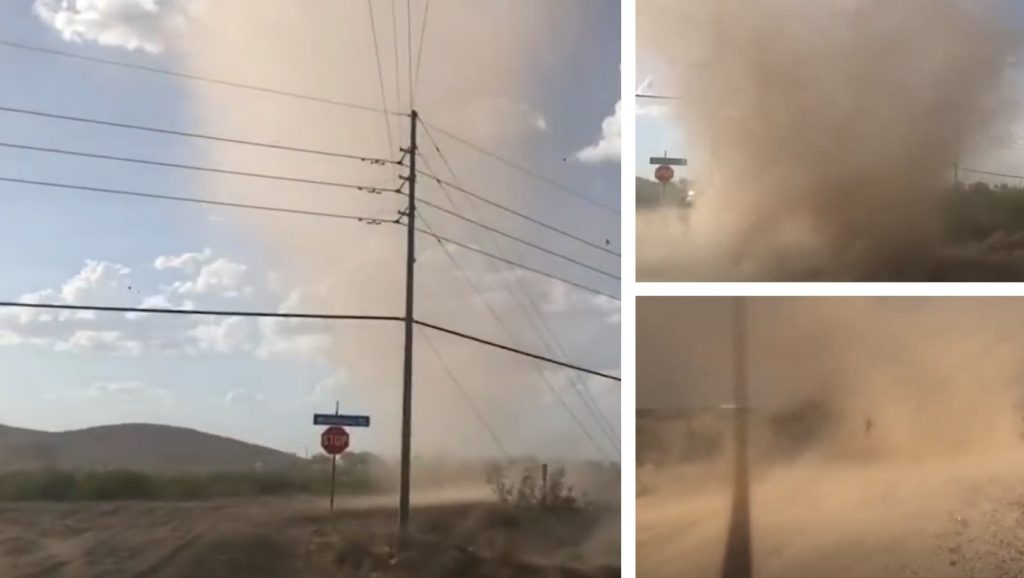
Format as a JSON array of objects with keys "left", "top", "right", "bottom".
[
  {"left": 655, "top": 164, "right": 675, "bottom": 183},
  {"left": 320, "top": 426, "right": 349, "bottom": 455}
]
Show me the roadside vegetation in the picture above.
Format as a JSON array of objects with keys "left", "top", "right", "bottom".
[{"left": 0, "top": 452, "right": 389, "bottom": 502}]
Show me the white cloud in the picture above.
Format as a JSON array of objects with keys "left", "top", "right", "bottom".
[
  {"left": 172, "top": 258, "right": 247, "bottom": 297},
  {"left": 33, "top": 0, "right": 201, "bottom": 54},
  {"left": 54, "top": 330, "right": 143, "bottom": 356},
  {"left": 255, "top": 289, "right": 332, "bottom": 360},
  {"left": 154, "top": 248, "right": 212, "bottom": 272},
  {"left": 48, "top": 380, "right": 171, "bottom": 403},
  {"left": 60, "top": 260, "right": 132, "bottom": 304},
  {"left": 189, "top": 317, "right": 254, "bottom": 354},
  {"left": 224, "top": 387, "right": 264, "bottom": 404},
  {"left": 575, "top": 100, "right": 621, "bottom": 163}
]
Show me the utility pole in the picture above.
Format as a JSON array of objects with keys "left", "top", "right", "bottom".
[
  {"left": 721, "top": 296, "right": 752, "bottom": 578},
  {"left": 398, "top": 109, "right": 418, "bottom": 536}
]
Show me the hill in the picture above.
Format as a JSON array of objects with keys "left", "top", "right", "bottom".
[{"left": 0, "top": 423, "right": 303, "bottom": 473}]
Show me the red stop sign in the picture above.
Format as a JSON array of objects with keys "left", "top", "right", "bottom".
[
  {"left": 320, "top": 426, "right": 349, "bottom": 455},
  {"left": 655, "top": 164, "right": 675, "bottom": 183}
]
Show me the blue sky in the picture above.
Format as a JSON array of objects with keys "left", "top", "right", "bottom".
[{"left": 0, "top": 0, "right": 621, "bottom": 461}]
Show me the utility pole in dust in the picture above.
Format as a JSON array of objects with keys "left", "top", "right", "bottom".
[
  {"left": 721, "top": 296, "right": 752, "bottom": 578},
  {"left": 398, "top": 109, "right": 418, "bottom": 539}
]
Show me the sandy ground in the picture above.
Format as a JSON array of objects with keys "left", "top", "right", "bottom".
[
  {"left": 0, "top": 494, "right": 619, "bottom": 578},
  {"left": 637, "top": 455, "right": 1024, "bottom": 578},
  {"left": 636, "top": 207, "right": 1024, "bottom": 282}
]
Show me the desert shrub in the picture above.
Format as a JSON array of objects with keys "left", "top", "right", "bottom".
[
  {"left": 0, "top": 470, "right": 77, "bottom": 501},
  {"left": 0, "top": 463, "right": 382, "bottom": 502},
  {"left": 79, "top": 470, "right": 158, "bottom": 501},
  {"left": 486, "top": 464, "right": 580, "bottom": 510}
]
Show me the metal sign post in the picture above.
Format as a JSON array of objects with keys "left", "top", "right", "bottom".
[
  {"left": 315, "top": 401, "right": 369, "bottom": 515},
  {"left": 649, "top": 152, "right": 687, "bottom": 197}
]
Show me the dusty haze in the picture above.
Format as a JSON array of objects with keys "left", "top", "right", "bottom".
[
  {"left": 166, "top": 1, "right": 619, "bottom": 462},
  {"left": 638, "top": 298, "right": 1024, "bottom": 576},
  {"left": 638, "top": 0, "right": 1020, "bottom": 280}
]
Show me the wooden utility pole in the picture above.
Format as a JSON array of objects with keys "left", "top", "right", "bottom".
[
  {"left": 721, "top": 297, "right": 753, "bottom": 578},
  {"left": 398, "top": 110, "right": 418, "bottom": 535}
]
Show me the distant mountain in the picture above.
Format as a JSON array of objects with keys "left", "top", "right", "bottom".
[
  {"left": 0, "top": 423, "right": 304, "bottom": 473},
  {"left": 636, "top": 177, "right": 691, "bottom": 210}
]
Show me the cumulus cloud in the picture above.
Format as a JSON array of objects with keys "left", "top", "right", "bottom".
[
  {"left": 449, "top": 98, "right": 549, "bottom": 143},
  {"left": 575, "top": 100, "right": 621, "bottom": 163},
  {"left": 188, "top": 317, "right": 254, "bottom": 354},
  {"left": 54, "top": 330, "right": 143, "bottom": 356},
  {"left": 171, "top": 258, "right": 247, "bottom": 297},
  {"left": 255, "top": 289, "right": 332, "bottom": 360},
  {"left": 48, "top": 379, "right": 171, "bottom": 401},
  {"left": 224, "top": 387, "right": 264, "bottom": 404},
  {"left": 636, "top": 76, "right": 670, "bottom": 117},
  {"left": 154, "top": 248, "right": 212, "bottom": 272},
  {"left": 61, "top": 260, "right": 132, "bottom": 304},
  {"left": 32, "top": 0, "right": 202, "bottom": 53}
]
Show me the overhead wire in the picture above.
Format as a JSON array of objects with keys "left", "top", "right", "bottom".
[
  {"left": 0, "top": 39, "right": 401, "bottom": 116},
  {"left": 417, "top": 198, "right": 614, "bottom": 459},
  {"left": 418, "top": 325, "right": 511, "bottom": 459},
  {"left": 416, "top": 166, "right": 620, "bottom": 257},
  {"left": 0, "top": 302, "right": 617, "bottom": 381},
  {"left": 414, "top": 0, "right": 431, "bottom": 91},
  {"left": 0, "top": 176, "right": 396, "bottom": 224},
  {"left": 418, "top": 134, "right": 620, "bottom": 454},
  {"left": 416, "top": 229, "right": 619, "bottom": 301},
  {"left": 366, "top": 0, "right": 397, "bottom": 160},
  {"left": 420, "top": 118, "right": 620, "bottom": 216},
  {"left": 407, "top": 0, "right": 414, "bottom": 109},
  {"left": 0, "top": 105, "right": 395, "bottom": 164},
  {"left": 413, "top": 189, "right": 618, "bottom": 280},
  {"left": 0, "top": 141, "right": 392, "bottom": 194}
]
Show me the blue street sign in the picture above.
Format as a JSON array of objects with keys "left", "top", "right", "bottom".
[
  {"left": 313, "top": 414, "right": 371, "bottom": 427},
  {"left": 649, "top": 156, "right": 687, "bottom": 166}
]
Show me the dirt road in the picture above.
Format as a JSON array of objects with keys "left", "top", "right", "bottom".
[
  {"left": 0, "top": 496, "right": 619, "bottom": 578},
  {"left": 638, "top": 456, "right": 1024, "bottom": 578}
]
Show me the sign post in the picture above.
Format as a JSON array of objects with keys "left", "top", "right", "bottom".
[
  {"left": 649, "top": 152, "right": 687, "bottom": 197},
  {"left": 315, "top": 402, "right": 370, "bottom": 514}
]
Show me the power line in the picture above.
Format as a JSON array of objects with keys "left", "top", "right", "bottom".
[
  {"left": 0, "top": 176, "right": 395, "bottom": 224},
  {"left": 416, "top": 168, "right": 620, "bottom": 257},
  {"left": 415, "top": 125, "right": 618, "bottom": 274},
  {"left": 407, "top": 0, "right": 414, "bottom": 109},
  {"left": 418, "top": 325, "right": 511, "bottom": 459},
  {"left": 960, "top": 167, "right": 1024, "bottom": 181},
  {"left": 417, "top": 228, "right": 620, "bottom": 301},
  {"left": 0, "top": 39, "right": 401, "bottom": 116},
  {"left": 0, "top": 141, "right": 392, "bottom": 194},
  {"left": 415, "top": 320, "right": 621, "bottom": 382},
  {"left": 414, "top": 0, "right": 431, "bottom": 91},
  {"left": 7, "top": 173, "right": 616, "bottom": 295},
  {"left": 0, "top": 301, "right": 618, "bottom": 385},
  {"left": 0, "top": 301, "right": 401, "bottom": 322},
  {"left": 419, "top": 119, "right": 620, "bottom": 216},
  {"left": 414, "top": 191, "right": 619, "bottom": 280},
  {"left": 636, "top": 93, "right": 682, "bottom": 100},
  {"left": 366, "top": 0, "right": 397, "bottom": 161},
  {"left": 0, "top": 105, "right": 395, "bottom": 164},
  {"left": 417, "top": 152, "right": 618, "bottom": 457},
  {"left": 416, "top": 128, "right": 618, "bottom": 276},
  {"left": 391, "top": 0, "right": 403, "bottom": 114},
  {"left": 418, "top": 132, "right": 619, "bottom": 455},
  {"left": 420, "top": 217, "right": 613, "bottom": 460}
]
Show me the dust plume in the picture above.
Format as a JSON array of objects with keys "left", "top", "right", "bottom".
[
  {"left": 639, "top": 0, "right": 1020, "bottom": 280},
  {"left": 170, "top": 1, "right": 620, "bottom": 464},
  {"left": 637, "top": 298, "right": 1024, "bottom": 576}
]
